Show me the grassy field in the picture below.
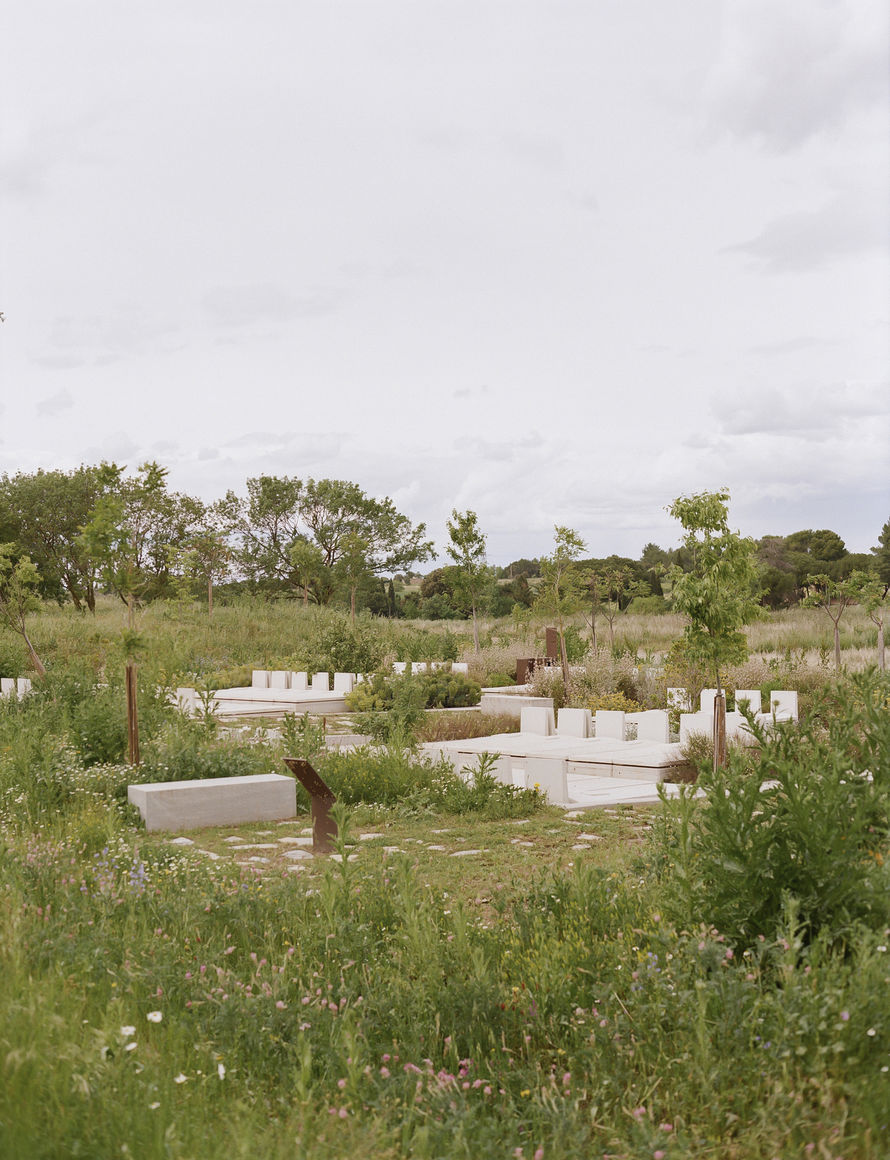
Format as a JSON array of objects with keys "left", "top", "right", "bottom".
[{"left": 0, "top": 603, "right": 888, "bottom": 1158}]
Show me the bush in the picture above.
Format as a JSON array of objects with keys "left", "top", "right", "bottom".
[
  {"left": 653, "top": 670, "right": 890, "bottom": 950},
  {"left": 417, "top": 711, "right": 520, "bottom": 742},
  {"left": 345, "top": 670, "right": 482, "bottom": 713}
]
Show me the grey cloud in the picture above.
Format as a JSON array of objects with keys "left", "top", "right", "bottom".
[
  {"left": 452, "top": 385, "right": 490, "bottom": 400},
  {"left": 36, "top": 389, "right": 75, "bottom": 416},
  {"left": 198, "top": 447, "right": 220, "bottom": 461},
  {"left": 706, "top": 0, "right": 889, "bottom": 150},
  {"left": 749, "top": 336, "right": 837, "bottom": 356},
  {"left": 724, "top": 192, "right": 886, "bottom": 272},
  {"left": 35, "top": 312, "right": 182, "bottom": 364}
]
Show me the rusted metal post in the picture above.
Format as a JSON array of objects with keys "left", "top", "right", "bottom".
[
  {"left": 283, "top": 757, "right": 337, "bottom": 854},
  {"left": 545, "top": 627, "right": 559, "bottom": 661},
  {"left": 126, "top": 661, "right": 140, "bottom": 765}
]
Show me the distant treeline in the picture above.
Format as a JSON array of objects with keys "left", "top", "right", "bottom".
[{"left": 1, "top": 463, "right": 887, "bottom": 619}]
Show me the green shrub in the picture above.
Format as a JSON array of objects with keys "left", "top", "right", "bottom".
[{"left": 654, "top": 670, "right": 890, "bottom": 950}]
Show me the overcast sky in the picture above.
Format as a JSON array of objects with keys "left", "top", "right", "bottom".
[{"left": 1, "top": 1, "right": 888, "bottom": 564}]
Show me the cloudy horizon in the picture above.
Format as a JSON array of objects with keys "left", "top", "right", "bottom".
[{"left": 2, "top": 0, "right": 888, "bottom": 564}]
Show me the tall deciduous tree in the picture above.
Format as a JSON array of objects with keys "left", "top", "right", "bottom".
[
  {"left": 847, "top": 570, "right": 887, "bottom": 671},
  {"left": 667, "top": 490, "right": 760, "bottom": 769},
  {"left": 802, "top": 574, "right": 857, "bottom": 670},
  {"left": 446, "top": 509, "right": 489, "bottom": 654},
  {"left": 534, "top": 526, "right": 587, "bottom": 686},
  {"left": 0, "top": 466, "right": 104, "bottom": 610},
  {"left": 0, "top": 544, "right": 46, "bottom": 675}
]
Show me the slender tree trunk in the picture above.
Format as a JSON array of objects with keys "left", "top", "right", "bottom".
[
  {"left": 21, "top": 625, "right": 46, "bottom": 677},
  {"left": 126, "top": 660, "right": 140, "bottom": 765},
  {"left": 833, "top": 618, "right": 841, "bottom": 669},
  {"left": 471, "top": 604, "right": 480, "bottom": 654},
  {"left": 350, "top": 586, "right": 356, "bottom": 624},
  {"left": 557, "top": 613, "right": 570, "bottom": 687},
  {"left": 712, "top": 691, "right": 727, "bottom": 772},
  {"left": 207, "top": 576, "right": 214, "bottom": 618},
  {"left": 877, "top": 619, "right": 885, "bottom": 672}
]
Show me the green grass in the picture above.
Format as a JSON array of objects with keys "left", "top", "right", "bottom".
[{"left": 0, "top": 607, "right": 888, "bottom": 1157}]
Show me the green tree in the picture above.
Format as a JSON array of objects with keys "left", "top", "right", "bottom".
[
  {"left": 667, "top": 490, "right": 760, "bottom": 769},
  {"left": 847, "top": 570, "right": 887, "bottom": 671},
  {"left": 334, "top": 531, "right": 371, "bottom": 624},
  {"left": 0, "top": 544, "right": 46, "bottom": 675},
  {"left": 289, "top": 538, "right": 327, "bottom": 606},
  {"left": 0, "top": 466, "right": 104, "bottom": 610},
  {"left": 445, "top": 509, "right": 489, "bottom": 654},
  {"left": 803, "top": 574, "right": 858, "bottom": 670},
  {"left": 179, "top": 504, "right": 232, "bottom": 617},
  {"left": 872, "top": 518, "right": 890, "bottom": 592},
  {"left": 534, "top": 526, "right": 587, "bottom": 685}
]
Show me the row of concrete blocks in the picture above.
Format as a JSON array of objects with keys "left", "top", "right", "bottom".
[
  {"left": 391, "top": 662, "right": 469, "bottom": 675},
  {"left": 668, "top": 687, "right": 798, "bottom": 718},
  {"left": 1, "top": 677, "right": 33, "bottom": 699},
  {"left": 251, "top": 670, "right": 358, "bottom": 693},
  {"left": 519, "top": 706, "right": 673, "bottom": 743}
]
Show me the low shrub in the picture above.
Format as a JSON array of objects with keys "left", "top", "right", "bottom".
[
  {"left": 417, "top": 711, "right": 520, "bottom": 742},
  {"left": 653, "top": 669, "right": 890, "bottom": 950}
]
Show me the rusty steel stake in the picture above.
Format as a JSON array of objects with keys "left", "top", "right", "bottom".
[{"left": 283, "top": 757, "right": 337, "bottom": 854}]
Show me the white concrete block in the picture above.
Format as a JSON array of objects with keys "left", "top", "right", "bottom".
[
  {"left": 16, "top": 678, "right": 32, "bottom": 698},
  {"left": 635, "top": 709, "right": 670, "bottom": 744},
  {"left": 392, "top": 662, "right": 407, "bottom": 674},
  {"left": 268, "top": 670, "right": 289, "bottom": 689},
  {"left": 700, "top": 688, "right": 718, "bottom": 714},
  {"left": 333, "top": 673, "right": 355, "bottom": 693},
  {"left": 595, "top": 710, "right": 626, "bottom": 740},
  {"left": 128, "top": 773, "right": 297, "bottom": 832},
  {"left": 557, "top": 707, "right": 592, "bottom": 738},
  {"left": 174, "top": 687, "right": 198, "bottom": 714},
  {"left": 429, "top": 662, "right": 444, "bottom": 671},
  {"left": 290, "top": 671, "right": 308, "bottom": 691},
  {"left": 451, "top": 662, "right": 469, "bottom": 675},
  {"left": 311, "top": 672, "right": 330, "bottom": 692},
  {"left": 411, "top": 662, "right": 428, "bottom": 674},
  {"left": 0, "top": 677, "right": 15, "bottom": 699},
  {"left": 524, "top": 757, "right": 570, "bottom": 806},
  {"left": 679, "top": 711, "right": 712, "bottom": 744},
  {"left": 520, "top": 706, "right": 555, "bottom": 735},
  {"left": 251, "top": 670, "right": 270, "bottom": 689},
  {"left": 667, "top": 687, "right": 691, "bottom": 711},
  {"left": 735, "top": 689, "right": 762, "bottom": 714},
  {"left": 770, "top": 690, "right": 798, "bottom": 720}
]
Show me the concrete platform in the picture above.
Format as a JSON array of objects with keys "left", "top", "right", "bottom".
[
  {"left": 128, "top": 773, "right": 297, "bottom": 832},
  {"left": 210, "top": 686, "right": 348, "bottom": 719},
  {"left": 423, "top": 733, "right": 691, "bottom": 784}
]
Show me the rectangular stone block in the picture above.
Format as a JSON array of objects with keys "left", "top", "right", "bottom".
[
  {"left": 128, "top": 773, "right": 297, "bottom": 833},
  {"left": 0, "top": 677, "right": 16, "bottom": 699},
  {"left": 268, "top": 670, "right": 289, "bottom": 689},
  {"left": 311, "top": 672, "right": 330, "bottom": 692},
  {"left": 595, "top": 710, "right": 626, "bottom": 740},
  {"left": 524, "top": 757, "right": 570, "bottom": 806},
  {"left": 700, "top": 688, "right": 718, "bottom": 713},
  {"left": 392, "top": 662, "right": 407, "bottom": 674},
  {"left": 734, "top": 689, "right": 762, "bottom": 714},
  {"left": 635, "top": 709, "right": 670, "bottom": 743},
  {"left": 251, "top": 670, "right": 270, "bottom": 689},
  {"left": 667, "top": 687, "right": 691, "bottom": 711},
  {"left": 174, "top": 687, "right": 198, "bottom": 714},
  {"left": 451, "top": 662, "right": 469, "bottom": 675},
  {"left": 679, "top": 711, "right": 712, "bottom": 744},
  {"left": 557, "top": 707, "right": 592, "bottom": 738},
  {"left": 290, "top": 671, "right": 308, "bottom": 691},
  {"left": 410, "top": 662, "right": 428, "bottom": 674},
  {"left": 16, "top": 678, "right": 32, "bottom": 698},
  {"left": 770, "top": 690, "right": 798, "bottom": 720},
  {"left": 333, "top": 673, "right": 355, "bottom": 693},
  {"left": 520, "top": 706, "right": 555, "bottom": 735}
]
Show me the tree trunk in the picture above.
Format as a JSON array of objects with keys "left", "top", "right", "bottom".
[
  {"left": 712, "top": 690, "right": 727, "bottom": 772},
  {"left": 126, "top": 661, "right": 140, "bottom": 765},
  {"left": 878, "top": 621, "right": 885, "bottom": 672},
  {"left": 558, "top": 615, "right": 570, "bottom": 687},
  {"left": 472, "top": 604, "right": 480, "bottom": 654},
  {"left": 350, "top": 586, "right": 356, "bottom": 624},
  {"left": 21, "top": 626, "right": 46, "bottom": 677},
  {"left": 207, "top": 576, "right": 214, "bottom": 618},
  {"left": 833, "top": 619, "right": 841, "bottom": 669}
]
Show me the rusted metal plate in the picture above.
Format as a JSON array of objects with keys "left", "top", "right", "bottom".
[{"left": 283, "top": 757, "right": 337, "bottom": 853}]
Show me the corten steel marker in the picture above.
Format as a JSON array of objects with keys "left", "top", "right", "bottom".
[
  {"left": 126, "top": 661, "right": 140, "bottom": 765},
  {"left": 545, "top": 627, "right": 560, "bottom": 660},
  {"left": 283, "top": 758, "right": 337, "bottom": 853}
]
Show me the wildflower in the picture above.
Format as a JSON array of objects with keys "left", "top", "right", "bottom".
[
  {"left": 867, "top": 1028, "right": 876, "bottom": 1037},
  {"left": 147, "top": 1011, "right": 163, "bottom": 1023},
  {"left": 338, "top": 1108, "right": 348, "bottom": 1119},
  {"left": 149, "top": 1102, "right": 160, "bottom": 1110},
  {"left": 380, "top": 1067, "right": 390, "bottom": 1078},
  {"left": 654, "top": 1152, "right": 666, "bottom": 1160},
  {"left": 120, "top": 1025, "right": 136, "bottom": 1037},
  {"left": 174, "top": 1073, "right": 187, "bottom": 1084},
  {"left": 217, "top": 1063, "right": 226, "bottom": 1080},
  {"left": 124, "top": 1042, "right": 137, "bottom": 1052},
  {"left": 337, "top": 1079, "right": 347, "bottom": 1089},
  {"left": 840, "top": 1011, "right": 850, "bottom": 1021},
  {"left": 534, "top": 1150, "right": 544, "bottom": 1160}
]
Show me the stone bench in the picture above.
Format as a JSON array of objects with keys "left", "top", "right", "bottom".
[{"left": 128, "top": 773, "right": 297, "bottom": 832}]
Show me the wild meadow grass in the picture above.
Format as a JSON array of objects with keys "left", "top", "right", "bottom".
[{"left": 0, "top": 607, "right": 888, "bottom": 1157}]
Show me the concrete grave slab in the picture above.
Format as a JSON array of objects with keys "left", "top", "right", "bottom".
[{"left": 128, "top": 773, "right": 297, "bottom": 832}]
